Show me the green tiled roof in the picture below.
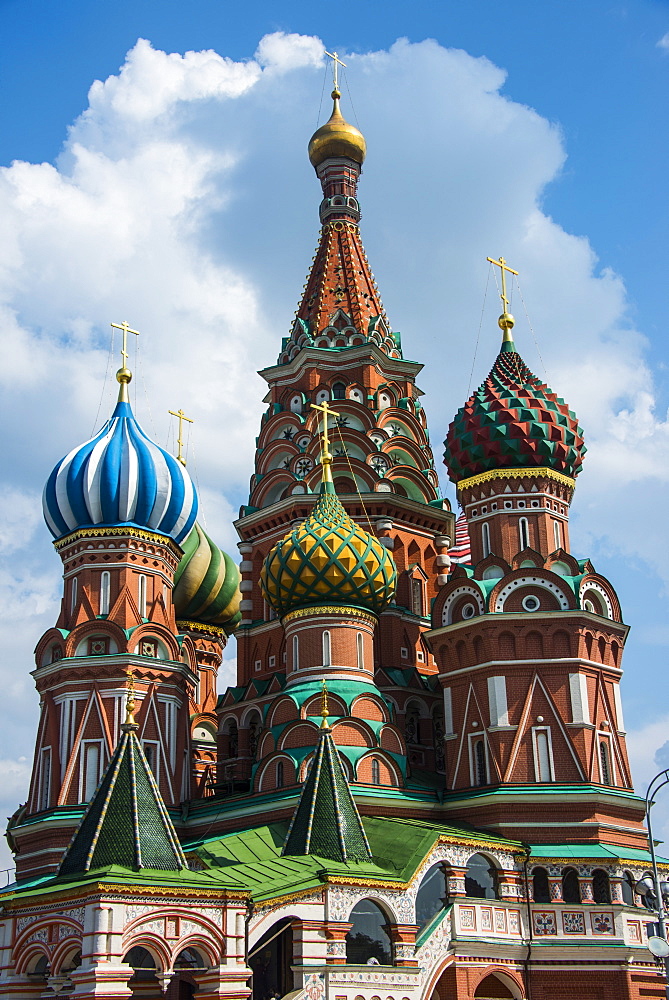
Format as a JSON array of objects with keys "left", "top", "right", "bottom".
[
  {"left": 283, "top": 723, "right": 372, "bottom": 862},
  {"left": 59, "top": 726, "right": 187, "bottom": 876}
]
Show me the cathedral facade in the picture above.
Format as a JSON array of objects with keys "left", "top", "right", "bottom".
[{"left": 0, "top": 80, "right": 666, "bottom": 1000}]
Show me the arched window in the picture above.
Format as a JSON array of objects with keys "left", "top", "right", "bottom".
[
  {"left": 519, "top": 517, "right": 529, "bottom": 551},
  {"left": 592, "top": 869, "right": 611, "bottom": 904},
  {"left": 345, "top": 900, "right": 392, "bottom": 965},
  {"left": 70, "top": 576, "right": 78, "bottom": 614},
  {"left": 553, "top": 519, "right": 562, "bottom": 549},
  {"left": 174, "top": 948, "right": 206, "bottom": 970},
  {"left": 599, "top": 739, "right": 611, "bottom": 784},
  {"left": 416, "top": 863, "right": 448, "bottom": 930},
  {"left": 474, "top": 976, "right": 515, "bottom": 999},
  {"left": 481, "top": 522, "right": 491, "bottom": 558},
  {"left": 411, "top": 578, "right": 424, "bottom": 617},
  {"left": 292, "top": 634, "right": 299, "bottom": 671},
  {"left": 276, "top": 760, "right": 284, "bottom": 788},
  {"left": 621, "top": 870, "right": 636, "bottom": 906},
  {"left": 138, "top": 575, "right": 147, "bottom": 618},
  {"left": 356, "top": 632, "right": 364, "bottom": 669},
  {"left": 226, "top": 720, "right": 238, "bottom": 758},
  {"left": 465, "top": 854, "right": 498, "bottom": 900},
  {"left": 534, "top": 728, "right": 553, "bottom": 782},
  {"left": 332, "top": 382, "right": 346, "bottom": 400},
  {"left": 371, "top": 758, "right": 380, "bottom": 785},
  {"left": 322, "top": 631, "right": 331, "bottom": 667},
  {"left": 562, "top": 867, "right": 581, "bottom": 903},
  {"left": 532, "top": 867, "right": 551, "bottom": 904},
  {"left": 100, "top": 571, "right": 110, "bottom": 615},
  {"left": 474, "top": 739, "right": 487, "bottom": 786}
]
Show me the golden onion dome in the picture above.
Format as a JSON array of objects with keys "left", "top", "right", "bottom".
[
  {"left": 308, "top": 90, "right": 367, "bottom": 168},
  {"left": 260, "top": 481, "right": 396, "bottom": 617}
]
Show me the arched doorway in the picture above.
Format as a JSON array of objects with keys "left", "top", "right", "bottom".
[
  {"left": 249, "top": 918, "right": 294, "bottom": 1000},
  {"left": 474, "top": 973, "right": 519, "bottom": 998},
  {"left": 123, "top": 946, "right": 161, "bottom": 998},
  {"left": 169, "top": 947, "right": 207, "bottom": 998}
]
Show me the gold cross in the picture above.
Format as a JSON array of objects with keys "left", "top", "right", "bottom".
[
  {"left": 111, "top": 320, "right": 140, "bottom": 368},
  {"left": 124, "top": 669, "right": 136, "bottom": 726},
  {"left": 168, "top": 408, "right": 194, "bottom": 466},
  {"left": 311, "top": 400, "right": 340, "bottom": 482},
  {"left": 320, "top": 679, "right": 330, "bottom": 730},
  {"left": 324, "top": 49, "right": 347, "bottom": 91},
  {"left": 487, "top": 256, "right": 519, "bottom": 314}
]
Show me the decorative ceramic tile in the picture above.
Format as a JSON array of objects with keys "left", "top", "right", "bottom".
[
  {"left": 480, "top": 907, "right": 493, "bottom": 931},
  {"left": 494, "top": 908, "right": 507, "bottom": 933},
  {"left": 533, "top": 911, "right": 557, "bottom": 935},
  {"left": 591, "top": 911, "right": 615, "bottom": 935},
  {"left": 459, "top": 906, "right": 476, "bottom": 930},
  {"left": 303, "top": 973, "right": 326, "bottom": 1000},
  {"left": 627, "top": 920, "right": 641, "bottom": 944},
  {"left": 508, "top": 910, "right": 521, "bottom": 934},
  {"left": 562, "top": 911, "right": 585, "bottom": 934}
]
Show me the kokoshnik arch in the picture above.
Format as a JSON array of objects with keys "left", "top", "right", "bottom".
[{"left": 0, "top": 61, "right": 665, "bottom": 1000}]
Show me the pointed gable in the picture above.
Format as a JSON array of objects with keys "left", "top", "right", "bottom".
[{"left": 59, "top": 726, "right": 186, "bottom": 875}]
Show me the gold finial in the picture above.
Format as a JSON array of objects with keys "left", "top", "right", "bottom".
[
  {"left": 324, "top": 49, "right": 347, "bottom": 95},
  {"left": 168, "top": 408, "right": 194, "bottom": 466},
  {"left": 320, "top": 679, "right": 330, "bottom": 729},
  {"left": 311, "top": 400, "right": 340, "bottom": 484},
  {"left": 111, "top": 320, "right": 140, "bottom": 401},
  {"left": 486, "top": 256, "right": 518, "bottom": 342},
  {"left": 124, "top": 669, "right": 137, "bottom": 726}
]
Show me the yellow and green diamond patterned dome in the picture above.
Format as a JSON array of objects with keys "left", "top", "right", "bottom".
[
  {"left": 261, "top": 482, "right": 396, "bottom": 617},
  {"left": 173, "top": 523, "right": 241, "bottom": 634}
]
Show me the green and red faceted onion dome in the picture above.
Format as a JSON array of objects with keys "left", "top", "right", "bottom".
[
  {"left": 173, "top": 523, "right": 241, "bottom": 634},
  {"left": 444, "top": 337, "right": 586, "bottom": 484}
]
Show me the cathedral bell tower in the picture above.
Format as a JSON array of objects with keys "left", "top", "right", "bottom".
[{"left": 426, "top": 264, "right": 643, "bottom": 848}]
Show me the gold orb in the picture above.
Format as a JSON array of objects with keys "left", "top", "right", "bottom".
[
  {"left": 498, "top": 312, "right": 515, "bottom": 331},
  {"left": 116, "top": 366, "right": 132, "bottom": 384}
]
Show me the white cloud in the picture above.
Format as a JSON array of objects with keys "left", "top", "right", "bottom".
[
  {"left": 1, "top": 31, "right": 668, "bottom": 841},
  {"left": 658, "top": 32, "right": 669, "bottom": 51}
]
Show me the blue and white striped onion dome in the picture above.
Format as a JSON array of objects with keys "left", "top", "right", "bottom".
[{"left": 43, "top": 399, "right": 198, "bottom": 545}]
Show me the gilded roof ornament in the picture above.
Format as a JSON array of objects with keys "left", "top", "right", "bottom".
[
  {"left": 111, "top": 319, "right": 140, "bottom": 402},
  {"left": 168, "top": 407, "right": 194, "bottom": 467},
  {"left": 486, "top": 256, "right": 518, "bottom": 345}
]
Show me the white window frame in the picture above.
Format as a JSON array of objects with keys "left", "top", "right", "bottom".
[
  {"left": 569, "top": 673, "right": 590, "bottom": 724},
  {"left": 143, "top": 740, "right": 160, "bottom": 781},
  {"left": 531, "top": 726, "right": 555, "bottom": 782},
  {"left": 161, "top": 699, "right": 177, "bottom": 771},
  {"left": 80, "top": 739, "right": 103, "bottom": 802},
  {"left": 443, "top": 688, "right": 454, "bottom": 736},
  {"left": 487, "top": 676, "right": 509, "bottom": 728},
  {"left": 481, "top": 522, "right": 491, "bottom": 558},
  {"left": 468, "top": 733, "right": 490, "bottom": 786},
  {"left": 322, "top": 630, "right": 331, "bottom": 667},
  {"left": 356, "top": 632, "right": 364, "bottom": 669},
  {"left": 553, "top": 519, "right": 562, "bottom": 550},
  {"left": 292, "top": 635, "right": 299, "bottom": 671},
  {"left": 519, "top": 517, "right": 529, "bottom": 551},
  {"left": 597, "top": 733, "right": 615, "bottom": 785},
  {"left": 70, "top": 576, "right": 78, "bottom": 614},
  {"left": 254, "top": 659, "right": 261, "bottom": 673},
  {"left": 38, "top": 747, "right": 52, "bottom": 812},
  {"left": 100, "top": 571, "right": 110, "bottom": 615},
  {"left": 138, "top": 575, "right": 147, "bottom": 618}
]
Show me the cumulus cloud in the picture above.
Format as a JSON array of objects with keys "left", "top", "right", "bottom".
[
  {"left": 657, "top": 32, "right": 669, "bottom": 51},
  {"left": 1, "top": 30, "right": 667, "bottom": 851}
]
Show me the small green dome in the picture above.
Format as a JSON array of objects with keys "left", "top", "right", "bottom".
[
  {"left": 173, "top": 523, "right": 241, "bottom": 634},
  {"left": 260, "top": 483, "right": 396, "bottom": 617}
]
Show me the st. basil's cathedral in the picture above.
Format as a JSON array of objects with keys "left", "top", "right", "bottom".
[{"left": 0, "top": 71, "right": 666, "bottom": 1000}]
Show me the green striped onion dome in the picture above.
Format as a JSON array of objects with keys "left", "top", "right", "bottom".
[
  {"left": 173, "top": 523, "right": 241, "bottom": 634},
  {"left": 444, "top": 338, "right": 586, "bottom": 484},
  {"left": 260, "top": 482, "right": 396, "bottom": 617}
]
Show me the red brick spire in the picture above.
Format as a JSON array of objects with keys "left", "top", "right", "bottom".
[{"left": 278, "top": 93, "right": 401, "bottom": 365}]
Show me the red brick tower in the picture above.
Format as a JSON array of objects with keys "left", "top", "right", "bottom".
[{"left": 428, "top": 270, "right": 643, "bottom": 847}]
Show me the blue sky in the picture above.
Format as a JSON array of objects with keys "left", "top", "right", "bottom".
[{"left": 1, "top": 0, "right": 668, "bottom": 868}]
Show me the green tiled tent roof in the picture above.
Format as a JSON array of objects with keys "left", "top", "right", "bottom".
[
  {"left": 282, "top": 722, "right": 371, "bottom": 863},
  {"left": 59, "top": 728, "right": 187, "bottom": 876},
  {"left": 444, "top": 338, "right": 586, "bottom": 483}
]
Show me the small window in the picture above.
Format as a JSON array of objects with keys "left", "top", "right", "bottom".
[
  {"left": 465, "top": 854, "right": 498, "bottom": 899},
  {"left": 372, "top": 758, "right": 380, "bottom": 784},
  {"left": 139, "top": 639, "right": 157, "bottom": 658},
  {"left": 82, "top": 742, "right": 101, "bottom": 801},
  {"left": 143, "top": 741, "right": 160, "bottom": 779},
  {"left": 276, "top": 760, "right": 284, "bottom": 788},
  {"left": 88, "top": 637, "right": 109, "bottom": 656},
  {"left": 592, "top": 869, "right": 611, "bottom": 904},
  {"left": 100, "top": 571, "right": 110, "bottom": 615},
  {"left": 519, "top": 517, "right": 529, "bottom": 551},
  {"left": 254, "top": 658, "right": 261, "bottom": 673},
  {"left": 481, "top": 522, "right": 491, "bottom": 558},
  {"left": 474, "top": 739, "right": 487, "bottom": 786},
  {"left": 462, "top": 602, "right": 476, "bottom": 619},
  {"left": 411, "top": 578, "right": 424, "bottom": 617},
  {"left": 356, "top": 632, "right": 364, "bottom": 669},
  {"left": 268, "top": 655, "right": 276, "bottom": 668},
  {"left": 70, "top": 576, "right": 78, "bottom": 614},
  {"left": 532, "top": 867, "right": 551, "bottom": 904},
  {"left": 138, "top": 575, "right": 147, "bottom": 618},
  {"left": 562, "top": 867, "right": 581, "bottom": 903},
  {"left": 599, "top": 739, "right": 612, "bottom": 785},
  {"left": 322, "top": 631, "right": 331, "bottom": 667},
  {"left": 332, "top": 382, "right": 346, "bottom": 400},
  {"left": 292, "top": 635, "right": 299, "bottom": 671},
  {"left": 534, "top": 728, "right": 553, "bottom": 782},
  {"left": 553, "top": 519, "right": 562, "bottom": 549},
  {"left": 522, "top": 594, "right": 540, "bottom": 612},
  {"left": 401, "top": 647, "right": 409, "bottom": 659},
  {"left": 38, "top": 747, "right": 51, "bottom": 812},
  {"left": 621, "top": 870, "right": 635, "bottom": 906}
]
